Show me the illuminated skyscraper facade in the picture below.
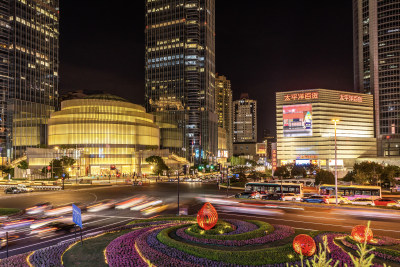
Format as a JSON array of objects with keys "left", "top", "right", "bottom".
[
  {"left": 215, "top": 74, "right": 232, "bottom": 157},
  {"left": 145, "top": 0, "right": 217, "bottom": 160},
  {"left": 0, "top": 0, "right": 59, "bottom": 159},
  {"left": 233, "top": 94, "right": 257, "bottom": 143},
  {"left": 353, "top": 0, "right": 400, "bottom": 156}
]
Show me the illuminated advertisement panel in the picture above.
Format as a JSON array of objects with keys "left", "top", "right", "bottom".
[{"left": 283, "top": 104, "right": 312, "bottom": 137}]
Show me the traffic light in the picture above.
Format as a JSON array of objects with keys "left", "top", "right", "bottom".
[{"left": 210, "top": 165, "right": 214, "bottom": 170}]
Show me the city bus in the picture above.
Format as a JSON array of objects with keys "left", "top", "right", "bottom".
[
  {"left": 319, "top": 184, "right": 381, "bottom": 200},
  {"left": 245, "top": 182, "right": 304, "bottom": 197}
]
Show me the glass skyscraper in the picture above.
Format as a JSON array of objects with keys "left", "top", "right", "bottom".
[
  {"left": 353, "top": 0, "right": 400, "bottom": 156},
  {"left": 145, "top": 0, "right": 217, "bottom": 161},
  {"left": 0, "top": 0, "right": 59, "bottom": 160}
]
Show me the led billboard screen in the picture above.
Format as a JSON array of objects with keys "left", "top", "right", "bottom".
[{"left": 283, "top": 104, "right": 312, "bottom": 137}]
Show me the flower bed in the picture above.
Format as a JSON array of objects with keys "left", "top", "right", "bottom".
[
  {"left": 342, "top": 236, "right": 400, "bottom": 263},
  {"left": 314, "top": 233, "right": 354, "bottom": 266},
  {"left": 224, "top": 219, "right": 258, "bottom": 235},
  {"left": 185, "top": 220, "right": 274, "bottom": 241},
  {"left": 105, "top": 227, "right": 152, "bottom": 267},
  {"left": 0, "top": 252, "right": 30, "bottom": 267},
  {"left": 30, "top": 239, "right": 75, "bottom": 267},
  {"left": 176, "top": 224, "right": 294, "bottom": 246},
  {"left": 157, "top": 224, "right": 302, "bottom": 265}
]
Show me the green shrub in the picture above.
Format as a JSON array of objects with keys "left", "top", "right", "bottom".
[
  {"left": 188, "top": 220, "right": 233, "bottom": 235},
  {"left": 185, "top": 220, "right": 274, "bottom": 240},
  {"left": 158, "top": 224, "right": 301, "bottom": 265}
]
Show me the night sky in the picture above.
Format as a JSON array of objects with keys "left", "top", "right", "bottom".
[{"left": 60, "top": 1, "right": 354, "bottom": 140}]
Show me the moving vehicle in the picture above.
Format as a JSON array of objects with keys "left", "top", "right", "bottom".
[
  {"left": 325, "top": 196, "right": 350, "bottom": 204},
  {"left": 4, "top": 187, "right": 20, "bottom": 194},
  {"left": 281, "top": 193, "right": 301, "bottom": 202},
  {"left": 319, "top": 185, "right": 381, "bottom": 200},
  {"left": 351, "top": 198, "right": 375, "bottom": 206},
  {"left": 245, "top": 182, "right": 304, "bottom": 197},
  {"left": 235, "top": 192, "right": 254, "bottom": 199},
  {"left": 262, "top": 193, "right": 282, "bottom": 201},
  {"left": 373, "top": 198, "right": 398, "bottom": 207},
  {"left": 25, "top": 203, "right": 52, "bottom": 215},
  {"left": 17, "top": 184, "right": 34, "bottom": 193},
  {"left": 301, "top": 195, "right": 328, "bottom": 204}
]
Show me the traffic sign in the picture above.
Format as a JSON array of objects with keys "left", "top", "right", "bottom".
[
  {"left": 72, "top": 204, "right": 82, "bottom": 229},
  {"left": 62, "top": 173, "right": 66, "bottom": 178}
]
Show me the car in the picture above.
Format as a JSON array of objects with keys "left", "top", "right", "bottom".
[
  {"left": 373, "top": 198, "right": 398, "bottom": 207},
  {"left": 4, "top": 187, "right": 20, "bottom": 194},
  {"left": 25, "top": 202, "right": 52, "bottom": 215},
  {"left": 262, "top": 193, "right": 282, "bottom": 201},
  {"left": 351, "top": 198, "right": 375, "bottom": 206},
  {"left": 325, "top": 195, "right": 350, "bottom": 204},
  {"left": 235, "top": 192, "right": 253, "bottom": 199},
  {"left": 301, "top": 195, "right": 328, "bottom": 204},
  {"left": 17, "top": 184, "right": 34, "bottom": 193},
  {"left": 281, "top": 193, "right": 301, "bottom": 202}
]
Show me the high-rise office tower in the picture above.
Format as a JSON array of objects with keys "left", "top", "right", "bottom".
[
  {"left": 353, "top": 0, "right": 400, "bottom": 156},
  {"left": 145, "top": 0, "right": 217, "bottom": 161},
  {"left": 233, "top": 93, "right": 257, "bottom": 143},
  {"left": 215, "top": 74, "right": 232, "bottom": 157},
  {"left": 0, "top": 0, "right": 59, "bottom": 160}
]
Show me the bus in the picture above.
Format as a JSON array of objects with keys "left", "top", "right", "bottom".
[
  {"left": 245, "top": 182, "right": 304, "bottom": 197},
  {"left": 319, "top": 184, "right": 381, "bottom": 200}
]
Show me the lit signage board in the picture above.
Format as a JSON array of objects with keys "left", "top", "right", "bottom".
[
  {"left": 283, "top": 104, "right": 313, "bottom": 137},
  {"left": 296, "top": 159, "right": 310, "bottom": 165},
  {"left": 339, "top": 94, "right": 362, "bottom": 103},
  {"left": 284, "top": 92, "right": 318, "bottom": 101},
  {"left": 218, "top": 150, "right": 228, "bottom": 158},
  {"left": 256, "top": 143, "right": 266, "bottom": 154},
  {"left": 328, "top": 159, "right": 344, "bottom": 166}
]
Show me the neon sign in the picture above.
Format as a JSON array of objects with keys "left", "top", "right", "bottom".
[
  {"left": 339, "top": 94, "right": 362, "bottom": 102},
  {"left": 284, "top": 92, "right": 318, "bottom": 101}
]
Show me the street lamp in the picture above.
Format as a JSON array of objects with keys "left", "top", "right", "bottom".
[{"left": 332, "top": 119, "right": 339, "bottom": 205}]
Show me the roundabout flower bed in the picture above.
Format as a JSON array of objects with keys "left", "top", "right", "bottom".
[
  {"left": 185, "top": 220, "right": 274, "bottom": 241},
  {"left": 176, "top": 224, "right": 295, "bottom": 246},
  {"left": 7, "top": 216, "right": 398, "bottom": 267}
]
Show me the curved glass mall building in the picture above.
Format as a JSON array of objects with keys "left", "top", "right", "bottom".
[
  {"left": 276, "top": 89, "right": 377, "bottom": 170},
  {"left": 48, "top": 94, "right": 160, "bottom": 175}
]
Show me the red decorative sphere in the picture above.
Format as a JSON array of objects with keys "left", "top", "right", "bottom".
[
  {"left": 197, "top": 202, "right": 218, "bottom": 230},
  {"left": 351, "top": 225, "right": 373, "bottom": 243},
  {"left": 293, "top": 234, "right": 316, "bottom": 256}
]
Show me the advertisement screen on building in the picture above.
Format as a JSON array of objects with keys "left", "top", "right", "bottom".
[{"left": 283, "top": 104, "right": 312, "bottom": 137}]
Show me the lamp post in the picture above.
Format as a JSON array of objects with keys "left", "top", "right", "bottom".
[{"left": 332, "top": 119, "right": 339, "bottom": 205}]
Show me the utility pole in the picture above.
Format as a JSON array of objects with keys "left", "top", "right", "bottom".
[
  {"left": 332, "top": 119, "right": 339, "bottom": 205},
  {"left": 177, "top": 167, "right": 180, "bottom": 215}
]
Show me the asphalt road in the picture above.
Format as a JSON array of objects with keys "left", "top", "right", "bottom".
[{"left": 0, "top": 183, "right": 399, "bottom": 259}]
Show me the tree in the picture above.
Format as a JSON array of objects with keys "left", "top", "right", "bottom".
[
  {"left": 145, "top": 156, "right": 169, "bottom": 175},
  {"left": 0, "top": 165, "right": 14, "bottom": 178},
  {"left": 380, "top": 165, "right": 400, "bottom": 186},
  {"left": 353, "top": 162, "right": 383, "bottom": 185},
  {"left": 291, "top": 165, "right": 307, "bottom": 178},
  {"left": 342, "top": 171, "right": 355, "bottom": 182},
  {"left": 17, "top": 160, "right": 29, "bottom": 170},
  {"left": 17, "top": 160, "right": 29, "bottom": 179},
  {"left": 49, "top": 159, "right": 63, "bottom": 178},
  {"left": 274, "top": 166, "right": 290, "bottom": 178},
  {"left": 315, "top": 170, "right": 335, "bottom": 185}
]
